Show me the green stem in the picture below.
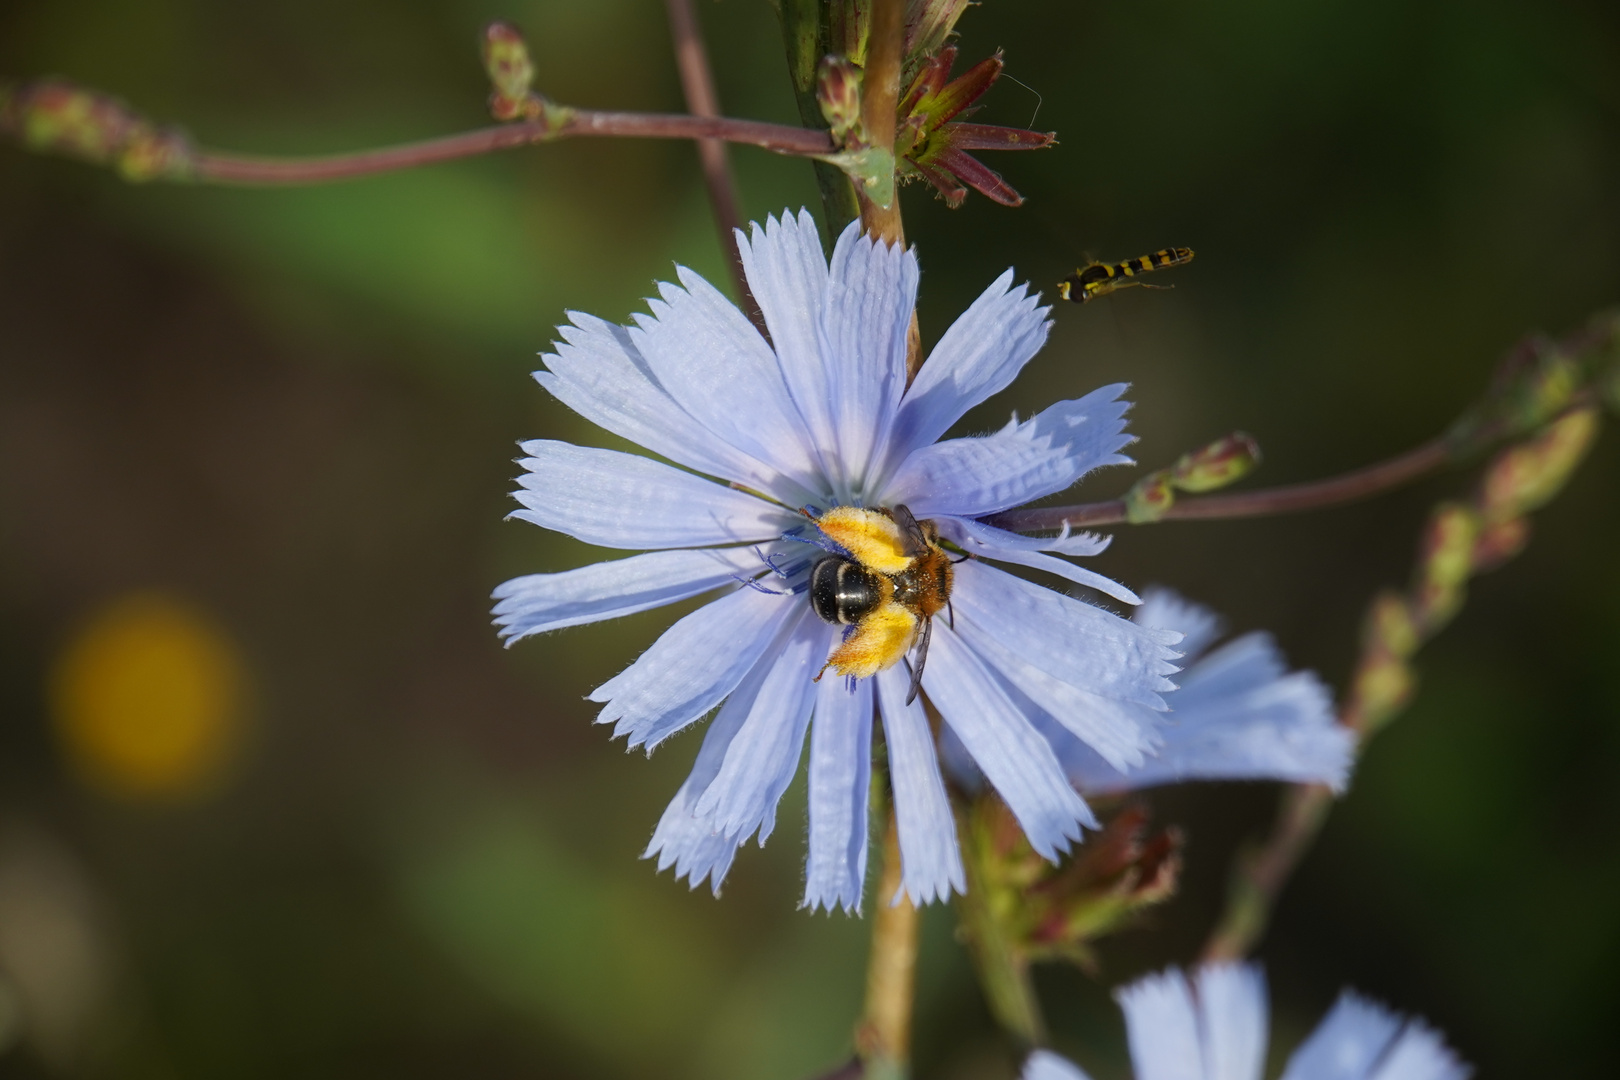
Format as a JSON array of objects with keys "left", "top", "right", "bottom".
[
  {"left": 957, "top": 815, "right": 1046, "bottom": 1047},
  {"left": 777, "top": 0, "right": 860, "bottom": 250}
]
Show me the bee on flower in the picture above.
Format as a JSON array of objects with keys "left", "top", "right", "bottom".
[{"left": 493, "top": 209, "right": 1346, "bottom": 912}]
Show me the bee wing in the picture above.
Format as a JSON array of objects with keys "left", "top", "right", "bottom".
[
  {"left": 891, "top": 503, "right": 929, "bottom": 558},
  {"left": 904, "top": 615, "right": 932, "bottom": 706}
]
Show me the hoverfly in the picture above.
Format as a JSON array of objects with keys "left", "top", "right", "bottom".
[
  {"left": 1059, "top": 247, "right": 1194, "bottom": 303},
  {"left": 805, "top": 504, "right": 956, "bottom": 705}
]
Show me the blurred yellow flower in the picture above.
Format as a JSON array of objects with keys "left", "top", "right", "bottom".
[{"left": 49, "top": 592, "right": 247, "bottom": 801}]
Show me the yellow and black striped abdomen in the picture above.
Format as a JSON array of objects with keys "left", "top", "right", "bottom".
[{"left": 1060, "top": 247, "right": 1195, "bottom": 303}]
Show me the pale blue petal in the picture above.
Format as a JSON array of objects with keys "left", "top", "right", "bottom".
[
  {"left": 590, "top": 584, "right": 800, "bottom": 751},
  {"left": 875, "top": 666, "right": 964, "bottom": 904},
  {"left": 511, "top": 440, "right": 794, "bottom": 549},
  {"left": 1196, "top": 963, "right": 1269, "bottom": 1080},
  {"left": 940, "top": 517, "right": 1141, "bottom": 605},
  {"left": 1023, "top": 1050, "right": 1096, "bottom": 1080},
  {"left": 922, "top": 623, "right": 1095, "bottom": 860},
  {"left": 644, "top": 651, "right": 775, "bottom": 894},
  {"left": 819, "top": 220, "right": 918, "bottom": 495},
  {"left": 803, "top": 676, "right": 874, "bottom": 913},
  {"left": 951, "top": 562, "right": 1181, "bottom": 710},
  {"left": 492, "top": 548, "right": 760, "bottom": 643},
  {"left": 937, "top": 721, "right": 982, "bottom": 791},
  {"left": 1134, "top": 588, "right": 1225, "bottom": 662},
  {"left": 630, "top": 267, "right": 823, "bottom": 494},
  {"left": 1370, "top": 1023, "right": 1470, "bottom": 1080},
  {"left": 1281, "top": 992, "right": 1469, "bottom": 1080},
  {"left": 960, "top": 615, "right": 1162, "bottom": 771},
  {"left": 644, "top": 777, "right": 743, "bottom": 897},
  {"left": 881, "top": 384, "right": 1134, "bottom": 516},
  {"left": 1117, "top": 967, "right": 1205, "bottom": 1080},
  {"left": 1068, "top": 630, "right": 1351, "bottom": 795},
  {"left": 736, "top": 210, "right": 838, "bottom": 474},
  {"left": 693, "top": 612, "right": 828, "bottom": 842},
  {"left": 881, "top": 270, "right": 1050, "bottom": 470},
  {"left": 537, "top": 312, "right": 780, "bottom": 492}
]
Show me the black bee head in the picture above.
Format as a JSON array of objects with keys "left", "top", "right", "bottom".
[{"left": 809, "top": 556, "right": 883, "bottom": 625}]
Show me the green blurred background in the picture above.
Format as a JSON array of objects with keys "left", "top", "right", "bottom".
[{"left": 2, "top": 1, "right": 1618, "bottom": 1076}]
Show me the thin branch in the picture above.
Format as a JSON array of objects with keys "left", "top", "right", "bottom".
[
  {"left": 665, "top": 0, "right": 763, "bottom": 334},
  {"left": 192, "top": 109, "right": 832, "bottom": 185},
  {"left": 1200, "top": 784, "right": 1332, "bottom": 963},
  {"left": 987, "top": 436, "right": 1452, "bottom": 533}
]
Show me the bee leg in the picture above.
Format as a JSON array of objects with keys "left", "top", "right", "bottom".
[
  {"left": 904, "top": 617, "right": 933, "bottom": 706},
  {"left": 946, "top": 599, "right": 955, "bottom": 630}
]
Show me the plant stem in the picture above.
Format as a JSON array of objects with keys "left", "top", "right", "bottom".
[
  {"left": 858, "top": 807, "right": 919, "bottom": 1080},
  {"left": 169, "top": 110, "right": 834, "bottom": 185},
  {"left": 857, "top": 0, "right": 904, "bottom": 246},
  {"left": 855, "top": 0, "right": 922, "bottom": 381},
  {"left": 664, "top": 0, "right": 762, "bottom": 335},
  {"left": 1200, "top": 783, "right": 1332, "bottom": 962},
  {"left": 956, "top": 812, "right": 1046, "bottom": 1047},
  {"left": 987, "top": 435, "right": 1452, "bottom": 533}
]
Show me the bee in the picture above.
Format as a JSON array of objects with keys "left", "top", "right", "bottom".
[
  {"left": 1059, "top": 247, "right": 1194, "bottom": 303},
  {"left": 805, "top": 504, "right": 956, "bottom": 705}
]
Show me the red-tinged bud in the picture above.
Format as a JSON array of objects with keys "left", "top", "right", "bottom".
[
  {"left": 1472, "top": 516, "right": 1530, "bottom": 572},
  {"left": 482, "top": 21, "right": 543, "bottom": 122},
  {"left": 1479, "top": 407, "right": 1600, "bottom": 522},
  {"left": 816, "top": 55, "right": 863, "bottom": 142},
  {"left": 1, "top": 80, "right": 193, "bottom": 181},
  {"left": 1346, "top": 651, "right": 1415, "bottom": 736},
  {"left": 1418, "top": 503, "right": 1479, "bottom": 592},
  {"left": 1412, "top": 503, "right": 1479, "bottom": 632},
  {"left": 1125, "top": 470, "right": 1175, "bottom": 524},
  {"left": 1363, "top": 591, "right": 1419, "bottom": 660},
  {"left": 1170, "top": 431, "right": 1262, "bottom": 494},
  {"left": 903, "top": 0, "right": 972, "bottom": 69},
  {"left": 4, "top": 79, "right": 139, "bottom": 164}
]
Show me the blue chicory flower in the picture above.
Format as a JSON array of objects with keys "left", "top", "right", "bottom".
[
  {"left": 1024, "top": 962, "right": 1470, "bottom": 1080},
  {"left": 493, "top": 209, "right": 1181, "bottom": 910}
]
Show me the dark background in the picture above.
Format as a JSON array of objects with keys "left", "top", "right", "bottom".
[{"left": 2, "top": 1, "right": 1618, "bottom": 1076}]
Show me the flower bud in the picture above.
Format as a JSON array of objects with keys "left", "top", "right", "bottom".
[
  {"left": 482, "top": 21, "right": 542, "bottom": 122},
  {"left": 904, "top": 0, "right": 972, "bottom": 68},
  {"left": 1471, "top": 516, "right": 1530, "bottom": 572},
  {"left": 1363, "top": 591, "right": 1419, "bottom": 659},
  {"left": 1347, "top": 651, "right": 1415, "bottom": 736},
  {"left": 1412, "top": 503, "right": 1479, "bottom": 632},
  {"left": 1124, "top": 470, "right": 1174, "bottom": 524},
  {"left": 1170, "top": 431, "right": 1262, "bottom": 493},
  {"left": 1, "top": 80, "right": 193, "bottom": 181},
  {"left": 816, "top": 55, "right": 864, "bottom": 142},
  {"left": 1480, "top": 407, "right": 1600, "bottom": 522}
]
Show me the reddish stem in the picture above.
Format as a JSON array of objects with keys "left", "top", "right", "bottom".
[
  {"left": 665, "top": 0, "right": 763, "bottom": 335},
  {"left": 987, "top": 436, "right": 1453, "bottom": 532},
  {"left": 189, "top": 109, "right": 833, "bottom": 186}
]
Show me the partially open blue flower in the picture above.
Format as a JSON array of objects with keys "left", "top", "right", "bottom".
[
  {"left": 493, "top": 209, "right": 1180, "bottom": 910},
  {"left": 1057, "top": 588, "right": 1352, "bottom": 794},
  {"left": 1024, "top": 962, "right": 1469, "bottom": 1080},
  {"left": 938, "top": 587, "right": 1351, "bottom": 796}
]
